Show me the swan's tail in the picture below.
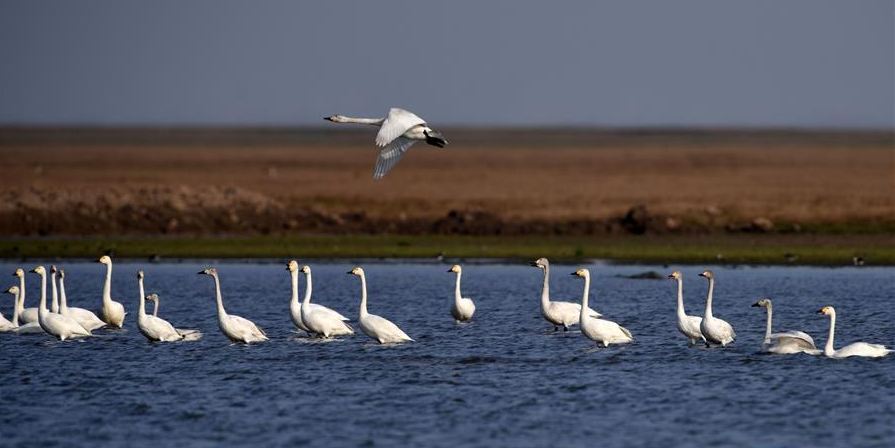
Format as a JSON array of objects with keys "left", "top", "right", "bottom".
[{"left": 176, "top": 329, "right": 203, "bottom": 341}]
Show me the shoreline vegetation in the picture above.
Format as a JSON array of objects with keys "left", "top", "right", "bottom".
[{"left": 1, "top": 234, "right": 892, "bottom": 265}]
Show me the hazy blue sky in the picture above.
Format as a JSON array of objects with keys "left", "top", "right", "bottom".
[{"left": 1, "top": 1, "right": 892, "bottom": 127}]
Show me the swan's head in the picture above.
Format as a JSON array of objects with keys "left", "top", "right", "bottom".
[
  {"left": 286, "top": 260, "right": 299, "bottom": 272},
  {"left": 347, "top": 267, "right": 364, "bottom": 276},
  {"left": 448, "top": 264, "right": 462, "bottom": 274},
  {"left": 698, "top": 269, "right": 714, "bottom": 279},
  {"left": 324, "top": 114, "right": 346, "bottom": 123},
  {"left": 30, "top": 266, "right": 46, "bottom": 275},
  {"left": 97, "top": 255, "right": 112, "bottom": 265},
  {"left": 667, "top": 270, "right": 682, "bottom": 280},
  {"left": 424, "top": 128, "right": 447, "bottom": 148},
  {"left": 145, "top": 293, "right": 159, "bottom": 303},
  {"left": 14, "top": 268, "right": 24, "bottom": 278},
  {"left": 5, "top": 285, "right": 18, "bottom": 295},
  {"left": 570, "top": 268, "right": 589, "bottom": 278},
  {"left": 530, "top": 258, "right": 549, "bottom": 269},
  {"left": 59, "top": 269, "right": 65, "bottom": 279},
  {"left": 817, "top": 306, "right": 835, "bottom": 316},
  {"left": 752, "top": 298, "right": 771, "bottom": 308},
  {"left": 50, "top": 265, "right": 57, "bottom": 274},
  {"left": 198, "top": 268, "right": 217, "bottom": 276},
  {"left": 137, "top": 270, "right": 144, "bottom": 280},
  {"left": 300, "top": 265, "right": 311, "bottom": 274}
]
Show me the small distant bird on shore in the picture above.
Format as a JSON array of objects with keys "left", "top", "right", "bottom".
[{"left": 324, "top": 108, "right": 447, "bottom": 179}]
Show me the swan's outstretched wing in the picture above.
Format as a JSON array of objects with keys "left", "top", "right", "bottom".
[
  {"left": 375, "top": 108, "right": 426, "bottom": 147},
  {"left": 374, "top": 137, "right": 417, "bottom": 179},
  {"left": 770, "top": 331, "right": 815, "bottom": 348}
]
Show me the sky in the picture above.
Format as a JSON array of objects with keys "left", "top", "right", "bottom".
[{"left": 0, "top": 1, "right": 892, "bottom": 128}]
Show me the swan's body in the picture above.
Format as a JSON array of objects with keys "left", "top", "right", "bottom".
[
  {"left": 324, "top": 108, "right": 448, "bottom": 179},
  {"left": 13, "top": 269, "right": 38, "bottom": 324},
  {"left": 136, "top": 274, "right": 202, "bottom": 342},
  {"left": 144, "top": 293, "right": 202, "bottom": 340},
  {"left": 286, "top": 260, "right": 350, "bottom": 335},
  {"left": 448, "top": 265, "right": 476, "bottom": 322},
  {"left": 58, "top": 270, "right": 107, "bottom": 331},
  {"left": 668, "top": 271, "right": 706, "bottom": 345},
  {"left": 96, "top": 256, "right": 126, "bottom": 328},
  {"left": 31, "top": 266, "right": 91, "bottom": 340},
  {"left": 817, "top": 306, "right": 891, "bottom": 358},
  {"left": 299, "top": 265, "right": 354, "bottom": 338},
  {"left": 698, "top": 270, "right": 736, "bottom": 347},
  {"left": 199, "top": 268, "right": 267, "bottom": 344},
  {"left": 349, "top": 267, "right": 412, "bottom": 344},
  {"left": 752, "top": 298, "right": 817, "bottom": 354},
  {"left": 532, "top": 258, "right": 601, "bottom": 331},
  {"left": 0, "top": 286, "right": 20, "bottom": 332},
  {"left": 3, "top": 288, "right": 43, "bottom": 334},
  {"left": 572, "top": 269, "right": 633, "bottom": 347}
]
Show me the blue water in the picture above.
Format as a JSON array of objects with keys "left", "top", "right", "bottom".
[{"left": 0, "top": 260, "right": 893, "bottom": 448}]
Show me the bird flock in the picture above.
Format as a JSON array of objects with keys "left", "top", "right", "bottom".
[{"left": 1, "top": 256, "right": 891, "bottom": 359}]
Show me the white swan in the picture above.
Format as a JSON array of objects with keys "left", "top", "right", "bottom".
[
  {"left": 31, "top": 266, "right": 91, "bottom": 340},
  {"left": 531, "top": 258, "right": 601, "bottom": 331},
  {"left": 698, "top": 270, "right": 736, "bottom": 347},
  {"left": 447, "top": 265, "right": 476, "bottom": 323},
  {"left": 299, "top": 265, "right": 354, "bottom": 338},
  {"left": 50, "top": 265, "right": 60, "bottom": 313},
  {"left": 816, "top": 306, "right": 891, "bottom": 358},
  {"left": 58, "top": 269, "right": 107, "bottom": 331},
  {"left": 324, "top": 108, "right": 448, "bottom": 179},
  {"left": 199, "top": 268, "right": 267, "bottom": 344},
  {"left": 348, "top": 267, "right": 413, "bottom": 344},
  {"left": 96, "top": 255, "right": 126, "bottom": 328},
  {"left": 0, "top": 286, "right": 18, "bottom": 331},
  {"left": 286, "top": 260, "right": 350, "bottom": 335},
  {"left": 668, "top": 271, "right": 706, "bottom": 345},
  {"left": 135, "top": 272, "right": 202, "bottom": 342},
  {"left": 751, "top": 298, "right": 817, "bottom": 355},
  {"left": 13, "top": 268, "right": 38, "bottom": 324},
  {"left": 4, "top": 286, "right": 44, "bottom": 335},
  {"left": 572, "top": 269, "right": 633, "bottom": 347},
  {"left": 144, "top": 293, "right": 202, "bottom": 340}
]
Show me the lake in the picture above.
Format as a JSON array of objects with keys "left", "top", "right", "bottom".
[{"left": 0, "top": 260, "right": 892, "bottom": 448}]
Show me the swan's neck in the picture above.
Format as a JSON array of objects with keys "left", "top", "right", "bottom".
[
  {"left": 763, "top": 304, "right": 773, "bottom": 344},
  {"left": 213, "top": 274, "right": 227, "bottom": 317},
  {"left": 675, "top": 279, "right": 686, "bottom": 319},
  {"left": 302, "top": 272, "right": 313, "bottom": 306},
  {"left": 824, "top": 312, "right": 836, "bottom": 356},
  {"left": 50, "top": 271, "right": 59, "bottom": 313},
  {"left": 336, "top": 116, "right": 385, "bottom": 126},
  {"left": 704, "top": 278, "right": 715, "bottom": 318},
  {"left": 153, "top": 298, "right": 159, "bottom": 317},
  {"left": 102, "top": 263, "right": 113, "bottom": 306},
  {"left": 289, "top": 271, "right": 299, "bottom": 308},
  {"left": 38, "top": 271, "right": 47, "bottom": 319},
  {"left": 138, "top": 278, "right": 146, "bottom": 318},
  {"left": 540, "top": 266, "right": 551, "bottom": 311},
  {"left": 454, "top": 271, "right": 462, "bottom": 306},
  {"left": 579, "top": 274, "right": 590, "bottom": 321},
  {"left": 16, "top": 275, "right": 25, "bottom": 316},
  {"left": 11, "top": 290, "right": 20, "bottom": 326},
  {"left": 359, "top": 274, "right": 369, "bottom": 318},
  {"left": 59, "top": 276, "right": 69, "bottom": 313}
]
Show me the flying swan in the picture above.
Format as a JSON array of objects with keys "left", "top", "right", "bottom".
[
  {"left": 286, "top": 260, "right": 350, "bottom": 336},
  {"left": 96, "top": 255, "right": 127, "bottom": 328},
  {"left": 531, "top": 258, "right": 601, "bottom": 331},
  {"left": 751, "top": 298, "right": 817, "bottom": 355},
  {"left": 135, "top": 272, "right": 202, "bottom": 342},
  {"left": 571, "top": 269, "right": 633, "bottom": 347},
  {"left": 698, "top": 270, "right": 736, "bottom": 347},
  {"left": 668, "top": 271, "right": 706, "bottom": 345},
  {"left": 348, "top": 267, "right": 413, "bottom": 344},
  {"left": 31, "top": 266, "right": 92, "bottom": 341},
  {"left": 447, "top": 265, "right": 476, "bottom": 323},
  {"left": 816, "top": 306, "right": 891, "bottom": 358},
  {"left": 199, "top": 268, "right": 268, "bottom": 344},
  {"left": 324, "top": 108, "right": 447, "bottom": 179},
  {"left": 299, "top": 265, "right": 354, "bottom": 338}
]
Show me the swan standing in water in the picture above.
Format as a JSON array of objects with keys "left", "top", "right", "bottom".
[
  {"left": 698, "top": 270, "right": 736, "bottom": 347},
  {"left": 146, "top": 293, "right": 159, "bottom": 317},
  {"left": 96, "top": 255, "right": 126, "bottom": 328},
  {"left": 751, "top": 298, "right": 817, "bottom": 354},
  {"left": 816, "top": 306, "right": 891, "bottom": 358},
  {"left": 286, "top": 260, "right": 350, "bottom": 336},
  {"left": 13, "top": 268, "right": 38, "bottom": 324},
  {"left": 145, "top": 294, "right": 201, "bottom": 340},
  {"left": 300, "top": 265, "right": 354, "bottom": 338},
  {"left": 571, "top": 269, "right": 633, "bottom": 347},
  {"left": 324, "top": 108, "right": 448, "bottom": 179},
  {"left": 668, "top": 271, "right": 705, "bottom": 345},
  {"left": 447, "top": 265, "right": 476, "bottom": 323},
  {"left": 31, "top": 266, "right": 91, "bottom": 340},
  {"left": 198, "top": 268, "right": 268, "bottom": 344},
  {"left": 136, "top": 272, "right": 202, "bottom": 342},
  {"left": 348, "top": 267, "right": 413, "bottom": 344},
  {"left": 0, "top": 286, "right": 17, "bottom": 331},
  {"left": 531, "top": 258, "right": 601, "bottom": 331},
  {"left": 58, "top": 269, "right": 107, "bottom": 331},
  {"left": 4, "top": 286, "right": 44, "bottom": 334}
]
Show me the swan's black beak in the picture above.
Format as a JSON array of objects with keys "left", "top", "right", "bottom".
[
  {"left": 667, "top": 274, "right": 675, "bottom": 279},
  {"left": 197, "top": 271, "right": 205, "bottom": 275},
  {"left": 424, "top": 130, "right": 447, "bottom": 148},
  {"left": 751, "top": 302, "right": 761, "bottom": 307},
  {"left": 529, "top": 261, "right": 539, "bottom": 267},
  {"left": 569, "top": 272, "right": 577, "bottom": 276},
  {"left": 698, "top": 273, "right": 706, "bottom": 277},
  {"left": 446, "top": 268, "right": 453, "bottom": 272},
  {"left": 323, "top": 116, "right": 335, "bottom": 122},
  {"left": 346, "top": 270, "right": 353, "bottom": 274},
  {"left": 815, "top": 308, "right": 825, "bottom": 314}
]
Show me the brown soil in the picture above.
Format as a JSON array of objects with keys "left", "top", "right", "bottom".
[{"left": 0, "top": 128, "right": 892, "bottom": 236}]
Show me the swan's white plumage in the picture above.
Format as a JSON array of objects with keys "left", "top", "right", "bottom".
[
  {"left": 573, "top": 269, "right": 633, "bottom": 347},
  {"left": 201, "top": 268, "right": 267, "bottom": 344},
  {"left": 32, "top": 266, "right": 91, "bottom": 341},
  {"left": 374, "top": 137, "right": 416, "bottom": 180},
  {"left": 753, "top": 298, "right": 816, "bottom": 354},
  {"left": 97, "top": 255, "right": 126, "bottom": 328},
  {"left": 286, "top": 261, "right": 350, "bottom": 335},
  {"left": 58, "top": 270, "right": 107, "bottom": 331},
  {"left": 448, "top": 265, "right": 476, "bottom": 322},
  {"left": 532, "top": 258, "right": 600, "bottom": 330},
  {"left": 374, "top": 108, "right": 426, "bottom": 147},
  {"left": 668, "top": 271, "right": 706, "bottom": 345},
  {"left": 350, "top": 267, "right": 413, "bottom": 344},
  {"left": 698, "top": 270, "right": 736, "bottom": 347},
  {"left": 298, "top": 265, "right": 353, "bottom": 338},
  {"left": 12, "top": 269, "right": 38, "bottom": 324},
  {"left": 145, "top": 294, "right": 202, "bottom": 340},
  {"left": 818, "top": 306, "right": 890, "bottom": 358}
]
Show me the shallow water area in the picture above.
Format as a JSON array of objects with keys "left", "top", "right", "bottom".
[{"left": 1, "top": 261, "right": 893, "bottom": 448}]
